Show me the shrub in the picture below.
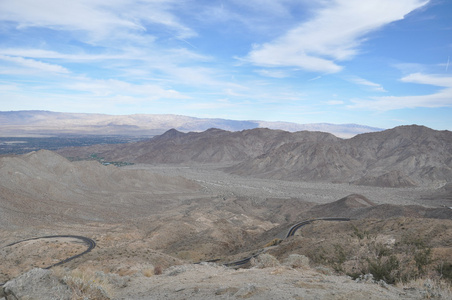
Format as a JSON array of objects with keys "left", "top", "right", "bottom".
[
  {"left": 367, "top": 255, "right": 400, "bottom": 284},
  {"left": 154, "top": 265, "right": 163, "bottom": 275},
  {"left": 437, "top": 262, "right": 452, "bottom": 282}
]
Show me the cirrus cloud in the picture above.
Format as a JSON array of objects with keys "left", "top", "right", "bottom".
[
  {"left": 0, "top": 0, "right": 195, "bottom": 42},
  {"left": 245, "top": 0, "right": 429, "bottom": 73},
  {"left": 0, "top": 54, "right": 70, "bottom": 74},
  {"left": 349, "top": 73, "right": 452, "bottom": 110}
]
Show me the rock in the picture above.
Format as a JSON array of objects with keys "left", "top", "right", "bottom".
[
  {"left": 284, "top": 254, "right": 310, "bottom": 268},
  {"left": 2, "top": 268, "right": 72, "bottom": 300},
  {"left": 234, "top": 284, "right": 258, "bottom": 298},
  {"left": 355, "top": 273, "right": 375, "bottom": 283},
  {"left": 250, "top": 253, "right": 280, "bottom": 268}
]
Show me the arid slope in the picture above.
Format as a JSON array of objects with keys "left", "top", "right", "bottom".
[{"left": 58, "top": 125, "right": 452, "bottom": 187}]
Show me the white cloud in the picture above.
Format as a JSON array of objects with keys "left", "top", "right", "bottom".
[
  {"left": 327, "top": 100, "right": 344, "bottom": 105},
  {"left": 66, "top": 78, "right": 189, "bottom": 100},
  {"left": 347, "top": 76, "right": 386, "bottom": 92},
  {"left": 0, "top": 0, "right": 195, "bottom": 42},
  {"left": 349, "top": 73, "right": 452, "bottom": 110},
  {"left": 0, "top": 55, "right": 70, "bottom": 73},
  {"left": 245, "top": 0, "right": 429, "bottom": 73},
  {"left": 0, "top": 48, "right": 126, "bottom": 61},
  {"left": 401, "top": 72, "right": 452, "bottom": 88},
  {"left": 255, "top": 69, "right": 290, "bottom": 78}
]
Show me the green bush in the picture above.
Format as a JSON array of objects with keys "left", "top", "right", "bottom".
[
  {"left": 367, "top": 255, "right": 400, "bottom": 284},
  {"left": 437, "top": 262, "right": 452, "bottom": 282}
]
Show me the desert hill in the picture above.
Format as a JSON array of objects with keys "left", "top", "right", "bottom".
[
  {"left": 0, "top": 150, "right": 202, "bottom": 227},
  {"left": 58, "top": 125, "right": 452, "bottom": 187},
  {"left": 0, "top": 150, "right": 306, "bottom": 258},
  {"left": 0, "top": 110, "right": 382, "bottom": 138},
  {"left": 300, "top": 194, "right": 452, "bottom": 220}
]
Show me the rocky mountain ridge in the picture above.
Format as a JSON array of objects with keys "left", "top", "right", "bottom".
[
  {"left": 230, "top": 125, "right": 452, "bottom": 185},
  {"left": 58, "top": 125, "right": 452, "bottom": 187}
]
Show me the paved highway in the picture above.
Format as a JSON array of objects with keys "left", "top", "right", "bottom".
[
  {"left": 286, "top": 217, "right": 351, "bottom": 238},
  {"left": 224, "top": 217, "right": 350, "bottom": 268},
  {"left": 0, "top": 235, "right": 96, "bottom": 287}
]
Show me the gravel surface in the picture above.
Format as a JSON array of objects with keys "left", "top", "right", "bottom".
[
  {"left": 113, "top": 263, "right": 428, "bottom": 300},
  {"left": 125, "top": 163, "right": 441, "bottom": 207}
]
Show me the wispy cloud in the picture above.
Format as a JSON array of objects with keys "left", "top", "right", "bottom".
[
  {"left": 349, "top": 73, "right": 452, "bottom": 110},
  {"left": 326, "top": 100, "right": 344, "bottom": 105},
  {"left": 0, "top": 0, "right": 195, "bottom": 41},
  {"left": 245, "top": 0, "right": 429, "bottom": 73},
  {"left": 0, "top": 55, "right": 70, "bottom": 74},
  {"left": 66, "top": 78, "right": 189, "bottom": 100},
  {"left": 255, "top": 69, "right": 290, "bottom": 78},
  {"left": 347, "top": 76, "right": 386, "bottom": 92}
]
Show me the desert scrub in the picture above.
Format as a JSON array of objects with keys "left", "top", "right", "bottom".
[
  {"left": 301, "top": 225, "right": 441, "bottom": 285},
  {"left": 154, "top": 265, "right": 163, "bottom": 275},
  {"left": 351, "top": 223, "right": 371, "bottom": 240},
  {"left": 437, "top": 262, "right": 452, "bottom": 282},
  {"left": 305, "top": 243, "right": 351, "bottom": 273},
  {"left": 397, "top": 278, "right": 452, "bottom": 299},
  {"left": 366, "top": 255, "right": 400, "bottom": 284},
  {"left": 357, "top": 235, "right": 434, "bottom": 283},
  {"left": 142, "top": 268, "right": 154, "bottom": 277},
  {"left": 53, "top": 267, "right": 114, "bottom": 300}
]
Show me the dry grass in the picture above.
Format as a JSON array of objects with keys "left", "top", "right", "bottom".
[
  {"left": 397, "top": 278, "right": 452, "bottom": 299},
  {"left": 142, "top": 268, "right": 154, "bottom": 277},
  {"left": 52, "top": 267, "right": 114, "bottom": 300}
]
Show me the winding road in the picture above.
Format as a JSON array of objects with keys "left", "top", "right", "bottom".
[
  {"left": 224, "top": 217, "right": 350, "bottom": 267},
  {"left": 1, "top": 218, "right": 349, "bottom": 287},
  {"left": 0, "top": 235, "right": 96, "bottom": 287}
]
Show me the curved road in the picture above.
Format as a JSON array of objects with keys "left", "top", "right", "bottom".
[
  {"left": 0, "top": 235, "right": 96, "bottom": 287},
  {"left": 285, "top": 217, "right": 350, "bottom": 238},
  {"left": 1, "top": 219, "right": 349, "bottom": 285},
  {"left": 224, "top": 217, "right": 350, "bottom": 267}
]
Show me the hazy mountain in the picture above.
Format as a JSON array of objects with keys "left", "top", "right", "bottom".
[
  {"left": 0, "top": 110, "right": 382, "bottom": 138},
  {"left": 58, "top": 125, "right": 452, "bottom": 187}
]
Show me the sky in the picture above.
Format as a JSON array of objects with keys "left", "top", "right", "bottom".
[{"left": 0, "top": 0, "right": 451, "bottom": 130}]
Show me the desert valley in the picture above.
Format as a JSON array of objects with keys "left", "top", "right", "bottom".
[{"left": 0, "top": 115, "right": 451, "bottom": 299}]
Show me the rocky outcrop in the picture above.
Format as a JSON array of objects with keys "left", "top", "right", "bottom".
[
  {"left": 57, "top": 125, "right": 452, "bottom": 186},
  {"left": 2, "top": 268, "right": 71, "bottom": 300}
]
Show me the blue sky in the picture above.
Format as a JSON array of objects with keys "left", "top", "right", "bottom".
[{"left": 0, "top": 0, "right": 451, "bottom": 130}]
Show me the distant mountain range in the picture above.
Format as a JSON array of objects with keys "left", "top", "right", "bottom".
[
  {"left": 0, "top": 110, "right": 382, "bottom": 138},
  {"left": 58, "top": 125, "right": 452, "bottom": 188}
]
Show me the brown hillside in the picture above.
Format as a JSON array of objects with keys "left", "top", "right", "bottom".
[
  {"left": 300, "top": 194, "right": 452, "bottom": 220},
  {"left": 228, "top": 125, "right": 452, "bottom": 185},
  {"left": 58, "top": 128, "right": 339, "bottom": 164},
  {"left": 57, "top": 125, "right": 452, "bottom": 187},
  {"left": 0, "top": 150, "right": 202, "bottom": 227}
]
